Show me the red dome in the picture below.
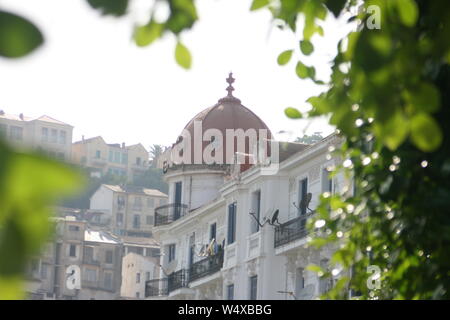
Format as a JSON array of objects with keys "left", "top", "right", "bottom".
[{"left": 172, "top": 74, "right": 273, "bottom": 167}]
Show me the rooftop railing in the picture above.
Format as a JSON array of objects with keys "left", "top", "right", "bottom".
[
  {"left": 154, "top": 203, "right": 189, "bottom": 226},
  {"left": 274, "top": 213, "right": 314, "bottom": 248},
  {"left": 167, "top": 269, "right": 189, "bottom": 293},
  {"left": 145, "top": 278, "right": 168, "bottom": 297},
  {"left": 189, "top": 250, "right": 224, "bottom": 283}
]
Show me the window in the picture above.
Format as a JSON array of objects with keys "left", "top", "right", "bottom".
[
  {"left": 136, "top": 157, "right": 141, "bottom": 165},
  {"left": 121, "top": 153, "right": 128, "bottom": 164},
  {"left": 227, "top": 202, "right": 237, "bottom": 244},
  {"left": 136, "top": 272, "right": 141, "bottom": 283},
  {"left": 146, "top": 248, "right": 159, "bottom": 257},
  {"left": 69, "top": 244, "right": 76, "bottom": 257},
  {"left": 298, "top": 178, "right": 308, "bottom": 216},
  {"left": 59, "top": 130, "right": 66, "bottom": 144},
  {"left": 41, "top": 264, "right": 48, "bottom": 279},
  {"left": 114, "top": 152, "right": 121, "bottom": 163},
  {"left": 50, "top": 129, "right": 57, "bottom": 143},
  {"left": 322, "top": 168, "right": 333, "bottom": 193},
  {"left": 68, "top": 225, "right": 80, "bottom": 232},
  {"left": 147, "top": 198, "right": 155, "bottom": 207},
  {"left": 41, "top": 127, "right": 48, "bottom": 142},
  {"left": 251, "top": 190, "right": 261, "bottom": 233},
  {"left": 295, "top": 268, "right": 305, "bottom": 297},
  {"left": 10, "top": 126, "right": 23, "bottom": 140},
  {"left": 116, "top": 213, "right": 123, "bottom": 226},
  {"left": 133, "top": 197, "right": 142, "bottom": 211},
  {"left": 105, "top": 250, "right": 113, "bottom": 264},
  {"left": 0, "top": 123, "right": 7, "bottom": 137},
  {"left": 146, "top": 272, "right": 151, "bottom": 281},
  {"left": 57, "top": 152, "right": 65, "bottom": 160},
  {"left": 146, "top": 215, "right": 153, "bottom": 225},
  {"left": 133, "top": 215, "right": 140, "bottom": 229},
  {"left": 249, "top": 276, "right": 258, "bottom": 300},
  {"left": 31, "top": 259, "right": 39, "bottom": 273},
  {"left": 210, "top": 223, "right": 217, "bottom": 241},
  {"left": 117, "top": 195, "right": 125, "bottom": 207},
  {"left": 227, "top": 284, "right": 234, "bottom": 300},
  {"left": 168, "top": 244, "right": 176, "bottom": 263},
  {"left": 109, "top": 150, "right": 113, "bottom": 162},
  {"left": 104, "top": 272, "right": 113, "bottom": 289},
  {"left": 95, "top": 150, "right": 101, "bottom": 159},
  {"left": 85, "top": 268, "right": 97, "bottom": 282},
  {"left": 84, "top": 246, "right": 94, "bottom": 262},
  {"left": 136, "top": 292, "right": 140, "bottom": 298}
]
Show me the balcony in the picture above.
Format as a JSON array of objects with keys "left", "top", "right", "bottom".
[
  {"left": 154, "top": 203, "right": 189, "bottom": 226},
  {"left": 145, "top": 279, "right": 168, "bottom": 297},
  {"left": 168, "top": 269, "right": 189, "bottom": 293},
  {"left": 189, "top": 250, "right": 224, "bottom": 283},
  {"left": 274, "top": 213, "right": 313, "bottom": 248}
]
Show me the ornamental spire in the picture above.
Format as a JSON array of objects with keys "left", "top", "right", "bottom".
[
  {"left": 226, "top": 72, "right": 235, "bottom": 97},
  {"left": 219, "top": 72, "right": 241, "bottom": 103}
]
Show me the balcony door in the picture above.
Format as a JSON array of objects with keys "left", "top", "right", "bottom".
[{"left": 174, "top": 181, "right": 182, "bottom": 219}]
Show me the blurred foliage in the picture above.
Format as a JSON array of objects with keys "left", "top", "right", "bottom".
[
  {"left": 0, "top": 142, "right": 82, "bottom": 299},
  {"left": 1, "top": 0, "right": 449, "bottom": 300},
  {"left": 0, "top": 10, "right": 43, "bottom": 58},
  {"left": 273, "top": 0, "right": 450, "bottom": 299}
]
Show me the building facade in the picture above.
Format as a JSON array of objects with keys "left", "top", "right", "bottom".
[
  {"left": 120, "top": 252, "right": 160, "bottom": 299},
  {"left": 90, "top": 184, "right": 168, "bottom": 238},
  {"left": 71, "top": 136, "right": 149, "bottom": 181},
  {"left": 146, "top": 75, "right": 351, "bottom": 300},
  {"left": 25, "top": 216, "right": 123, "bottom": 300},
  {"left": 0, "top": 111, "right": 73, "bottom": 160}
]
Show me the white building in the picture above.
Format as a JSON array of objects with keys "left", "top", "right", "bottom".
[
  {"left": 146, "top": 74, "right": 351, "bottom": 300},
  {"left": 0, "top": 110, "right": 73, "bottom": 160},
  {"left": 90, "top": 184, "right": 168, "bottom": 238},
  {"left": 120, "top": 252, "right": 160, "bottom": 299}
]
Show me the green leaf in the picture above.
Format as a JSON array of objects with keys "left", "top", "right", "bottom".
[
  {"left": 410, "top": 113, "right": 443, "bottom": 152},
  {"left": 175, "top": 41, "right": 192, "bottom": 69},
  {"left": 396, "top": 0, "right": 418, "bottom": 27},
  {"left": 134, "top": 21, "right": 164, "bottom": 47},
  {"left": 403, "top": 83, "right": 441, "bottom": 113},
  {"left": 284, "top": 107, "right": 303, "bottom": 119},
  {"left": 300, "top": 40, "right": 314, "bottom": 55},
  {"left": 87, "top": 0, "right": 129, "bottom": 16},
  {"left": 375, "top": 111, "right": 409, "bottom": 150},
  {"left": 250, "top": 0, "right": 269, "bottom": 11},
  {"left": 277, "top": 50, "right": 293, "bottom": 65},
  {"left": 295, "top": 61, "right": 309, "bottom": 79},
  {"left": 0, "top": 11, "right": 43, "bottom": 58}
]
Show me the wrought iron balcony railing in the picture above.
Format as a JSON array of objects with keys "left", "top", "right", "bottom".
[
  {"left": 145, "top": 278, "right": 168, "bottom": 297},
  {"left": 167, "top": 269, "right": 189, "bottom": 293},
  {"left": 274, "top": 213, "right": 314, "bottom": 248},
  {"left": 154, "top": 203, "right": 189, "bottom": 226},
  {"left": 189, "top": 250, "right": 224, "bottom": 283}
]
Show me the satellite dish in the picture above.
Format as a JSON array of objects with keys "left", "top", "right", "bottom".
[{"left": 271, "top": 209, "right": 279, "bottom": 225}]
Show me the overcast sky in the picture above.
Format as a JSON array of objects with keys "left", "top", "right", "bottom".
[{"left": 0, "top": 0, "right": 352, "bottom": 148}]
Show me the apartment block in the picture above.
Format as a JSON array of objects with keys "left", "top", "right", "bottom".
[
  {"left": 0, "top": 110, "right": 73, "bottom": 160},
  {"left": 90, "top": 184, "right": 168, "bottom": 238},
  {"left": 71, "top": 136, "right": 149, "bottom": 181}
]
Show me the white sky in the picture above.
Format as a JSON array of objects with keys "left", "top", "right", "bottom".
[{"left": 0, "top": 0, "right": 352, "bottom": 148}]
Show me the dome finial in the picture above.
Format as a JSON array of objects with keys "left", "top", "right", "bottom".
[
  {"left": 219, "top": 72, "right": 240, "bottom": 103},
  {"left": 226, "top": 72, "right": 235, "bottom": 97}
]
